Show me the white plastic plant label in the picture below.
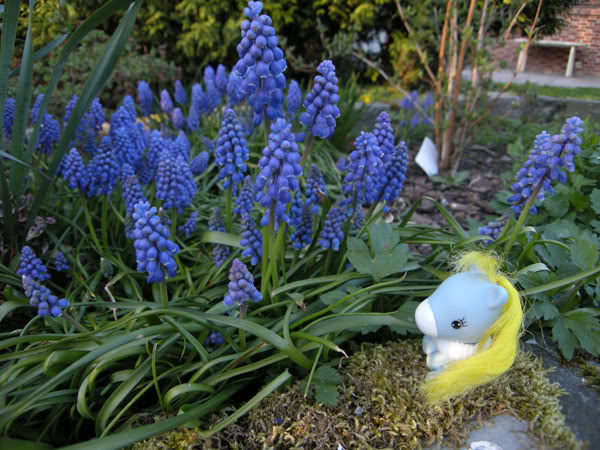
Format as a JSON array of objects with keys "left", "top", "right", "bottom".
[{"left": 415, "top": 136, "right": 439, "bottom": 177}]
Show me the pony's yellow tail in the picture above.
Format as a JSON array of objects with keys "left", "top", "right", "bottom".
[{"left": 422, "top": 252, "right": 523, "bottom": 403}]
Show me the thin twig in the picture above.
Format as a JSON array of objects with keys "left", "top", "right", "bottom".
[
  {"left": 435, "top": 0, "right": 453, "bottom": 152},
  {"left": 395, "top": 0, "right": 438, "bottom": 87}
]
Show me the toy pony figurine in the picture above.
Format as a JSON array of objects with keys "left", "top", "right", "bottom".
[{"left": 415, "top": 252, "right": 523, "bottom": 403}]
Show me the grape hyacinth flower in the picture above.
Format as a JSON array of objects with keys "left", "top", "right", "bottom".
[
  {"left": 190, "top": 151, "right": 210, "bottom": 176},
  {"left": 191, "top": 83, "right": 209, "bottom": 116},
  {"left": 224, "top": 259, "right": 262, "bottom": 307},
  {"left": 209, "top": 208, "right": 231, "bottom": 266},
  {"left": 179, "top": 211, "right": 198, "bottom": 238},
  {"left": 319, "top": 206, "right": 345, "bottom": 251},
  {"left": 155, "top": 152, "right": 197, "bottom": 213},
  {"left": 113, "top": 124, "right": 144, "bottom": 170},
  {"left": 160, "top": 90, "right": 174, "bottom": 116},
  {"left": 289, "top": 193, "right": 303, "bottom": 229},
  {"left": 36, "top": 113, "right": 61, "bottom": 154},
  {"left": 234, "top": 175, "right": 255, "bottom": 216},
  {"left": 132, "top": 201, "right": 180, "bottom": 283},
  {"left": 372, "top": 112, "right": 395, "bottom": 161},
  {"left": 203, "top": 66, "right": 221, "bottom": 113},
  {"left": 121, "top": 173, "right": 147, "bottom": 216},
  {"left": 305, "top": 164, "right": 327, "bottom": 214},
  {"left": 378, "top": 142, "right": 409, "bottom": 212},
  {"left": 3, "top": 97, "right": 15, "bottom": 138},
  {"left": 174, "top": 80, "right": 187, "bottom": 105},
  {"left": 87, "top": 136, "right": 120, "bottom": 197},
  {"left": 255, "top": 119, "right": 303, "bottom": 228},
  {"left": 31, "top": 94, "right": 44, "bottom": 123},
  {"left": 139, "top": 131, "right": 168, "bottom": 184},
  {"left": 64, "top": 94, "right": 87, "bottom": 144},
  {"left": 174, "top": 130, "right": 191, "bottom": 161},
  {"left": 227, "top": 72, "right": 243, "bottom": 106},
  {"left": 336, "top": 156, "right": 346, "bottom": 172},
  {"left": 55, "top": 252, "right": 70, "bottom": 272},
  {"left": 286, "top": 80, "right": 302, "bottom": 121},
  {"left": 214, "top": 109, "right": 250, "bottom": 189},
  {"left": 137, "top": 80, "right": 154, "bottom": 116},
  {"left": 240, "top": 213, "right": 263, "bottom": 265},
  {"left": 61, "top": 148, "right": 89, "bottom": 191},
  {"left": 507, "top": 117, "right": 584, "bottom": 216},
  {"left": 22, "top": 276, "right": 68, "bottom": 317},
  {"left": 172, "top": 107, "right": 187, "bottom": 130},
  {"left": 352, "top": 207, "right": 365, "bottom": 232},
  {"left": 215, "top": 64, "right": 228, "bottom": 97},
  {"left": 234, "top": 0, "right": 287, "bottom": 121},
  {"left": 341, "top": 131, "right": 383, "bottom": 210},
  {"left": 204, "top": 331, "right": 224, "bottom": 346},
  {"left": 187, "top": 102, "right": 200, "bottom": 131},
  {"left": 17, "top": 246, "right": 51, "bottom": 282},
  {"left": 290, "top": 203, "right": 313, "bottom": 250},
  {"left": 299, "top": 60, "right": 340, "bottom": 139},
  {"left": 479, "top": 214, "right": 509, "bottom": 245}
]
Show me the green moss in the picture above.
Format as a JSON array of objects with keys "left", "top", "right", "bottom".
[{"left": 129, "top": 340, "right": 580, "bottom": 450}]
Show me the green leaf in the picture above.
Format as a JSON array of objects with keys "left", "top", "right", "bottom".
[
  {"left": 0, "top": 437, "right": 52, "bottom": 450},
  {"left": 527, "top": 302, "right": 560, "bottom": 324},
  {"left": 199, "top": 231, "right": 242, "bottom": 248},
  {"left": 313, "top": 365, "right": 343, "bottom": 385},
  {"left": 562, "top": 309, "right": 600, "bottom": 356},
  {"left": 590, "top": 220, "right": 600, "bottom": 234},
  {"left": 8, "top": 34, "right": 68, "bottom": 78},
  {"left": 301, "top": 365, "right": 342, "bottom": 405},
  {"left": 591, "top": 189, "right": 600, "bottom": 215},
  {"left": 569, "top": 190, "right": 589, "bottom": 211},
  {"left": 544, "top": 220, "right": 580, "bottom": 239},
  {"left": 571, "top": 232, "right": 599, "bottom": 271},
  {"left": 543, "top": 192, "right": 569, "bottom": 218},
  {"left": 552, "top": 317, "right": 579, "bottom": 360},
  {"left": 347, "top": 224, "right": 409, "bottom": 281}
]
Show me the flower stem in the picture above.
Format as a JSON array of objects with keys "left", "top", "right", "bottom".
[
  {"left": 225, "top": 185, "right": 233, "bottom": 233},
  {"left": 322, "top": 249, "right": 333, "bottom": 276},
  {"left": 61, "top": 311, "right": 103, "bottom": 345},
  {"left": 503, "top": 176, "right": 545, "bottom": 255},
  {"left": 239, "top": 302, "right": 247, "bottom": 351},
  {"left": 159, "top": 279, "right": 169, "bottom": 310},
  {"left": 81, "top": 193, "right": 103, "bottom": 254},
  {"left": 300, "top": 132, "right": 314, "bottom": 171},
  {"left": 101, "top": 196, "right": 110, "bottom": 254},
  {"left": 261, "top": 225, "right": 270, "bottom": 301}
]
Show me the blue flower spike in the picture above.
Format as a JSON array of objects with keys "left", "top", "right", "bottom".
[
  {"left": 190, "top": 151, "right": 210, "bottom": 176},
  {"left": 209, "top": 208, "right": 231, "bottom": 266},
  {"left": 17, "top": 246, "right": 51, "bottom": 282},
  {"left": 224, "top": 259, "right": 262, "bottom": 307},
  {"left": 22, "top": 276, "right": 69, "bottom": 317},
  {"left": 160, "top": 89, "right": 174, "bottom": 116},
  {"left": 55, "top": 252, "right": 70, "bottom": 272},
  {"left": 132, "top": 201, "right": 180, "bottom": 283},
  {"left": 299, "top": 60, "right": 340, "bottom": 139},
  {"left": 137, "top": 80, "right": 154, "bottom": 117},
  {"left": 319, "top": 206, "right": 345, "bottom": 251},
  {"left": 240, "top": 213, "right": 263, "bottom": 265},
  {"left": 234, "top": 175, "right": 255, "bottom": 216},
  {"left": 174, "top": 80, "right": 187, "bottom": 105},
  {"left": 179, "top": 211, "right": 198, "bottom": 239},
  {"left": 234, "top": 1, "right": 287, "bottom": 121},
  {"left": 214, "top": 108, "right": 250, "bottom": 189},
  {"left": 255, "top": 118, "right": 302, "bottom": 228},
  {"left": 305, "top": 164, "right": 328, "bottom": 214}
]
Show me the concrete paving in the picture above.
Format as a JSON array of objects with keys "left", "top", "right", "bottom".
[{"left": 462, "top": 69, "right": 600, "bottom": 89}]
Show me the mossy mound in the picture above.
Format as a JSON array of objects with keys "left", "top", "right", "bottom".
[{"left": 129, "top": 340, "right": 579, "bottom": 450}]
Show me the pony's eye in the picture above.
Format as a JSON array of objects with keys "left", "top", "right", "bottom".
[{"left": 451, "top": 318, "right": 466, "bottom": 329}]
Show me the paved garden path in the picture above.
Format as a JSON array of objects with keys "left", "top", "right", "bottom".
[{"left": 462, "top": 69, "right": 600, "bottom": 89}]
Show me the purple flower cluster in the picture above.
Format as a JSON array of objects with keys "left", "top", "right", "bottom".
[
  {"left": 214, "top": 109, "right": 250, "bottom": 189},
  {"left": 160, "top": 90, "right": 174, "bottom": 116},
  {"left": 204, "top": 331, "right": 224, "bottom": 346},
  {"left": 227, "top": 72, "right": 243, "bottom": 106},
  {"left": 17, "top": 246, "right": 51, "bottom": 282},
  {"left": 224, "top": 259, "right": 262, "bottom": 307},
  {"left": 191, "top": 83, "right": 209, "bottom": 117},
  {"left": 341, "top": 131, "right": 383, "bottom": 209},
  {"left": 190, "top": 151, "right": 210, "bottom": 176},
  {"left": 215, "top": 64, "right": 228, "bottom": 97},
  {"left": 507, "top": 117, "right": 584, "bottom": 215},
  {"left": 234, "top": 1, "right": 287, "bottom": 121},
  {"left": 203, "top": 66, "right": 221, "bottom": 113},
  {"left": 209, "top": 208, "right": 231, "bottom": 266},
  {"left": 286, "top": 80, "right": 302, "bottom": 121},
  {"left": 132, "top": 201, "right": 180, "bottom": 283},
  {"left": 290, "top": 202, "right": 313, "bottom": 250},
  {"left": 23, "top": 276, "right": 68, "bottom": 317},
  {"left": 31, "top": 94, "right": 44, "bottom": 124},
  {"left": 36, "top": 112, "right": 61, "bottom": 155},
  {"left": 234, "top": 175, "right": 255, "bottom": 216},
  {"left": 137, "top": 80, "right": 154, "bottom": 116},
  {"left": 378, "top": 142, "right": 409, "bottom": 212},
  {"left": 305, "top": 164, "right": 327, "bottom": 214},
  {"left": 299, "top": 60, "right": 340, "bottom": 139},
  {"left": 240, "top": 213, "right": 263, "bottom": 265},
  {"left": 3, "top": 97, "right": 15, "bottom": 137},
  {"left": 255, "top": 119, "right": 302, "bottom": 228},
  {"left": 55, "top": 252, "right": 70, "bottom": 272},
  {"left": 479, "top": 214, "right": 509, "bottom": 245},
  {"left": 121, "top": 173, "right": 147, "bottom": 216},
  {"left": 319, "top": 206, "right": 345, "bottom": 251},
  {"left": 179, "top": 211, "right": 198, "bottom": 238},
  {"left": 87, "top": 136, "right": 120, "bottom": 197},
  {"left": 172, "top": 108, "right": 187, "bottom": 130},
  {"left": 155, "top": 152, "right": 197, "bottom": 213},
  {"left": 61, "top": 148, "right": 89, "bottom": 191},
  {"left": 174, "top": 80, "right": 187, "bottom": 105}
]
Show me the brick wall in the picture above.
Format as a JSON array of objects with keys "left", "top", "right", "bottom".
[{"left": 494, "top": 1, "right": 600, "bottom": 76}]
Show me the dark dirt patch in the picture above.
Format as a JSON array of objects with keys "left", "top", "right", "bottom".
[{"left": 399, "top": 145, "right": 513, "bottom": 229}]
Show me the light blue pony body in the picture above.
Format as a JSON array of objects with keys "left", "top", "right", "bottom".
[{"left": 415, "top": 270, "right": 508, "bottom": 371}]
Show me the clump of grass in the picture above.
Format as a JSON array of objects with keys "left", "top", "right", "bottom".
[{"left": 129, "top": 340, "right": 579, "bottom": 450}]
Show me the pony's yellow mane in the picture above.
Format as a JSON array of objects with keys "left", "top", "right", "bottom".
[{"left": 422, "top": 251, "right": 523, "bottom": 403}]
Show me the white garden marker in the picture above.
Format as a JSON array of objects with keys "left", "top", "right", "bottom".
[{"left": 415, "top": 136, "right": 439, "bottom": 177}]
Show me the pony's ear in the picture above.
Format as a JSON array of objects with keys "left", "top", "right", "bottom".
[{"left": 487, "top": 285, "right": 508, "bottom": 310}]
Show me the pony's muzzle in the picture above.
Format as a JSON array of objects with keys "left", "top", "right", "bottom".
[{"left": 415, "top": 298, "right": 438, "bottom": 337}]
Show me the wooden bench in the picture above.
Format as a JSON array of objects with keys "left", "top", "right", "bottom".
[{"left": 513, "top": 38, "right": 587, "bottom": 77}]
